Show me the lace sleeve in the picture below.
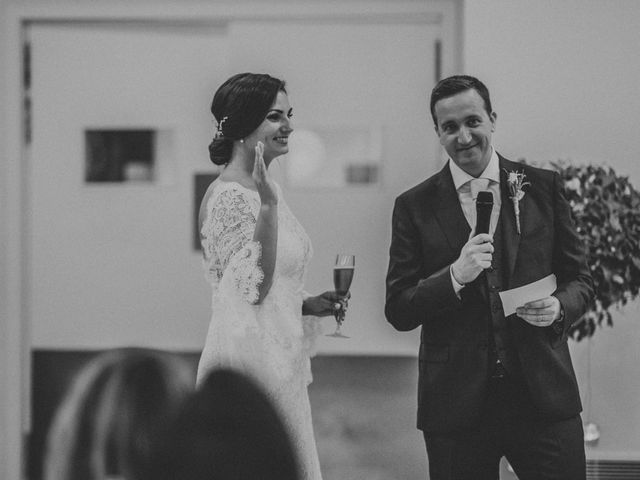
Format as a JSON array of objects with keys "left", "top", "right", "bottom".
[{"left": 208, "top": 187, "right": 264, "bottom": 303}]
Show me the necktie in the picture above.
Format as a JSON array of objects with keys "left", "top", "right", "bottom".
[
  {"left": 458, "top": 177, "right": 494, "bottom": 233},
  {"left": 470, "top": 177, "right": 491, "bottom": 199}
]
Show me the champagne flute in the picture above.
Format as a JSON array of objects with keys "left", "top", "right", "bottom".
[{"left": 326, "top": 254, "right": 355, "bottom": 338}]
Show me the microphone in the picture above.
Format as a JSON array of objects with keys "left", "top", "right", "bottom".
[{"left": 475, "top": 191, "right": 494, "bottom": 235}]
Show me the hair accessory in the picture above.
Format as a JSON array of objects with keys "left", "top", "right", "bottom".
[{"left": 215, "top": 116, "right": 229, "bottom": 139}]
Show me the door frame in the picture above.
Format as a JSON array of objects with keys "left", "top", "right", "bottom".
[{"left": 1, "top": 2, "right": 462, "bottom": 478}]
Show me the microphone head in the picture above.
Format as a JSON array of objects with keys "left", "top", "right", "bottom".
[
  {"left": 476, "top": 191, "right": 494, "bottom": 205},
  {"left": 475, "top": 191, "right": 494, "bottom": 235}
]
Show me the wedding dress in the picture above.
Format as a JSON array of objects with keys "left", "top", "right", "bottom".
[{"left": 197, "top": 179, "right": 323, "bottom": 480}]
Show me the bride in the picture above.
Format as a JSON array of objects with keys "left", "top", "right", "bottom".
[{"left": 197, "top": 73, "right": 348, "bottom": 480}]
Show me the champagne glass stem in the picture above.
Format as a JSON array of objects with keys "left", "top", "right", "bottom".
[{"left": 328, "top": 312, "right": 349, "bottom": 338}]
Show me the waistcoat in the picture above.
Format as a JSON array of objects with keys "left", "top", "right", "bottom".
[{"left": 483, "top": 212, "right": 523, "bottom": 377}]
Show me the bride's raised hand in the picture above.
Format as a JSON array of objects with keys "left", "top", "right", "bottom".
[{"left": 252, "top": 141, "right": 278, "bottom": 206}]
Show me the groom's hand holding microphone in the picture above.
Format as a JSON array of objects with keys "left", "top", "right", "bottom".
[
  {"left": 451, "top": 234, "right": 494, "bottom": 286},
  {"left": 451, "top": 191, "right": 494, "bottom": 286}
]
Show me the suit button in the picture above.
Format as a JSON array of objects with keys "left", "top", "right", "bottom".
[{"left": 492, "top": 302, "right": 501, "bottom": 312}]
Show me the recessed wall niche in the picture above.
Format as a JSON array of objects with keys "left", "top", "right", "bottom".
[{"left": 84, "top": 129, "right": 174, "bottom": 184}]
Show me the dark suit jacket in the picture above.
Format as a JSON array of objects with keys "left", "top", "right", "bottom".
[{"left": 385, "top": 155, "right": 594, "bottom": 433}]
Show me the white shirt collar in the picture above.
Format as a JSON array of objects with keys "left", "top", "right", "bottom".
[{"left": 448, "top": 147, "right": 500, "bottom": 191}]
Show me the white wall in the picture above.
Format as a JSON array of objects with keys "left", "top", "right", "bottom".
[
  {"left": 27, "top": 24, "right": 229, "bottom": 351},
  {"left": 1, "top": 0, "right": 11, "bottom": 474},
  {"left": 464, "top": 0, "right": 640, "bottom": 179},
  {"left": 463, "top": 0, "right": 640, "bottom": 459},
  {"left": 1, "top": 1, "right": 25, "bottom": 477}
]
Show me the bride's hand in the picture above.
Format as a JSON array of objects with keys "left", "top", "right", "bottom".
[
  {"left": 252, "top": 141, "right": 278, "bottom": 206},
  {"left": 302, "top": 291, "right": 350, "bottom": 317}
]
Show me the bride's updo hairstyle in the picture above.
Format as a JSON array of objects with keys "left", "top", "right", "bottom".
[{"left": 209, "top": 73, "right": 287, "bottom": 166}]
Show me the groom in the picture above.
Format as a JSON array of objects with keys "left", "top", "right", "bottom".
[{"left": 385, "top": 75, "right": 593, "bottom": 480}]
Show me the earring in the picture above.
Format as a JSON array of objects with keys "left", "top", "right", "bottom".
[{"left": 240, "top": 139, "right": 244, "bottom": 143}]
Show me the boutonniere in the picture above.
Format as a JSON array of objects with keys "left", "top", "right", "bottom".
[{"left": 504, "top": 169, "right": 531, "bottom": 235}]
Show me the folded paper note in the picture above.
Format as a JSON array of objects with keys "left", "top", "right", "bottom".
[{"left": 498, "top": 274, "right": 557, "bottom": 316}]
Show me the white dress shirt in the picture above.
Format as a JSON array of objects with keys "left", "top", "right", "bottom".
[{"left": 448, "top": 147, "right": 501, "bottom": 293}]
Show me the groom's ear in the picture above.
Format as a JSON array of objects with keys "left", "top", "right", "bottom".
[{"left": 490, "top": 111, "right": 497, "bottom": 131}]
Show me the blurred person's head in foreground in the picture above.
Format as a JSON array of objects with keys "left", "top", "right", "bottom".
[
  {"left": 148, "top": 368, "right": 300, "bottom": 480},
  {"left": 44, "top": 347, "right": 193, "bottom": 480}
]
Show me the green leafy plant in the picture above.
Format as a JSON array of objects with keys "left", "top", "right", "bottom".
[{"left": 550, "top": 162, "right": 640, "bottom": 340}]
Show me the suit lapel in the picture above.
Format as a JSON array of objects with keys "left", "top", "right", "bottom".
[
  {"left": 433, "top": 165, "right": 471, "bottom": 257},
  {"left": 500, "top": 158, "right": 522, "bottom": 286}
]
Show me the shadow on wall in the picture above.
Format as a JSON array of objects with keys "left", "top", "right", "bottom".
[{"left": 30, "top": 352, "right": 427, "bottom": 480}]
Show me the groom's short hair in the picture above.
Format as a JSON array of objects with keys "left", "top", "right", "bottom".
[{"left": 430, "top": 75, "right": 493, "bottom": 126}]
